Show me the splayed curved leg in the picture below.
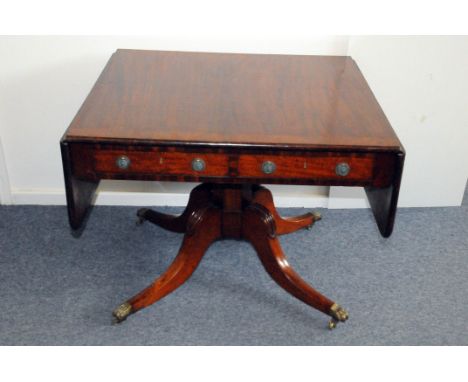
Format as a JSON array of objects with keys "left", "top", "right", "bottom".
[
  {"left": 116, "top": 183, "right": 347, "bottom": 329},
  {"left": 136, "top": 183, "right": 213, "bottom": 233},
  {"left": 252, "top": 186, "right": 321, "bottom": 235},
  {"left": 242, "top": 203, "right": 348, "bottom": 328},
  {"left": 113, "top": 203, "right": 221, "bottom": 323}
]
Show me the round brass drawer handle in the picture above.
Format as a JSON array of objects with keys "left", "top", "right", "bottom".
[
  {"left": 191, "top": 158, "right": 206, "bottom": 172},
  {"left": 261, "top": 160, "right": 276, "bottom": 175},
  {"left": 116, "top": 155, "right": 131, "bottom": 170},
  {"left": 335, "top": 162, "right": 350, "bottom": 176}
]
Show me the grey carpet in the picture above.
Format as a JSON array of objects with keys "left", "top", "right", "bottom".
[{"left": 0, "top": 198, "right": 467, "bottom": 345}]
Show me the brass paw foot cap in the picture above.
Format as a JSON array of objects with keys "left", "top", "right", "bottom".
[
  {"left": 312, "top": 212, "right": 322, "bottom": 221},
  {"left": 329, "top": 303, "right": 349, "bottom": 322},
  {"left": 112, "top": 302, "right": 133, "bottom": 323}
]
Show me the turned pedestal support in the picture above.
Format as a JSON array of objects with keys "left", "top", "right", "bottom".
[{"left": 112, "top": 183, "right": 349, "bottom": 329}]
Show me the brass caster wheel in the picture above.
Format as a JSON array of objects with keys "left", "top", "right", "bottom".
[
  {"left": 112, "top": 302, "right": 133, "bottom": 324},
  {"left": 328, "top": 319, "right": 338, "bottom": 330}
]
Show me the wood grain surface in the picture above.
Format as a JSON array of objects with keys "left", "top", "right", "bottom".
[{"left": 65, "top": 49, "right": 403, "bottom": 151}]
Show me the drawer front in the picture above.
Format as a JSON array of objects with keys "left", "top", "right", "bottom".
[
  {"left": 92, "top": 149, "right": 230, "bottom": 177},
  {"left": 238, "top": 154, "right": 374, "bottom": 181},
  {"left": 70, "top": 144, "right": 384, "bottom": 185}
]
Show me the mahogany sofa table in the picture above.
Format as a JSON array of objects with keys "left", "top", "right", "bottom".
[{"left": 61, "top": 49, "right": 405, "bottom": 329}]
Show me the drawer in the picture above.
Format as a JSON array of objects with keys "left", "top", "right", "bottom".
[
  {"left": 89, "top": 148, "right": 230, "bottom": 177},
  {"left": 238, "top": 154, "right": 374, "bottom": 181}
]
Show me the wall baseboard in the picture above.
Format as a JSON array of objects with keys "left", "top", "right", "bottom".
[
  {"left": 10, "top": 188, "right": 333, "bottom": 208},
  {"left": 0, "top": 138, "right": 12, "bottom": 204},
  {"left": 10, "top": 187, "right": 463, "bottom": 208}
]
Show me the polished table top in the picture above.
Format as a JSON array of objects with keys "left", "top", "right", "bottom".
[{"left": 66, "top": 49, "right": 402, "bottom": 151}]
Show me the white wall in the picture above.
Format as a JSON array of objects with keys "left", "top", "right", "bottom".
[
  {"left": 347, "top": 36, "right": 468, "bottom": 207},
  {"left": 0, "top": 35, "right": 467, "bottom": 207}
]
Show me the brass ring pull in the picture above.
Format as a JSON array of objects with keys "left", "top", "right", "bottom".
[
  {"left": 191, "top": 158, "right": 206, "bottom": 172},
  {"left": 261, "top": 161, "right": 276, "bottom": 174},
  {"left": 116, "top": 155, "right": 131, "bottom": 169},
  {"left": 335, "top": 162, "right": 350, "bottom": 177}
]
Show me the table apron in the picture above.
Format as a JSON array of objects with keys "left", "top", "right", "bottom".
[{"left": 68, "top": 143, "right": 397, "bottom": 188}]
